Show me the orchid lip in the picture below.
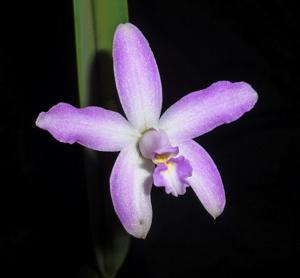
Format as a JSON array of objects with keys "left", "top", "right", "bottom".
[
  {"left": 138, "top": 128, "right": 193, "bottom": 197},
  {"left": 153, "top": 155, "right": 192, "bottom": 196}
]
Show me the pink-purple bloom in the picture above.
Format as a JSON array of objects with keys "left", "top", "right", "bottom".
[{"left": 36, "top": 23, "right": 258, "bottom": 238}]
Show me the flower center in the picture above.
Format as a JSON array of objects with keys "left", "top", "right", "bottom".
[
  {"left": 138, "top": 129, "right": 192, "bottom": 196},
  {"left": 138, "top": 129, "right": 177, "bottom": 160}
]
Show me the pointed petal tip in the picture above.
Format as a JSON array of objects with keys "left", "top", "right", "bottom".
[
  {"left": 116, "top": 22, "right": 134, "bottom": 30},
  {"left": 119, "top": 215, "right": 151, "bottom": 239},
  {"left": 114, "top": 198, "right": 152, "bottom": 239},
  {"left": 35, "top": 102, "right": 68, "bottom": 129},
  {"left": 128, "top": 221, "right": 150, "bottom": 239},
  {"left": 115, "top": 23, "right": 140, "bottom": 34},
  {"left": 235, "top": 81, "right": 259, "bottom": 105},
  {"left": 35, "top": 111, "right": 46, "bottom": 128},
  {"left": 210, "top": 204, "right": 225, "bottom": 220},
  {"left": 207, "top": 194, "right": 226, "bottom": 220},
  {"left": 114, "top": 23, "right": 138, "bottom": 43}
]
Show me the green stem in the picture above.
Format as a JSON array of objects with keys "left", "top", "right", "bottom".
[{"left": 73, "top": 1, "right": 130, "bottom": 277}]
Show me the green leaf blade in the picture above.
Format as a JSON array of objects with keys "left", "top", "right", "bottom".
[{"left": 73, "top": 1, "right": 130, "bottom": 277}]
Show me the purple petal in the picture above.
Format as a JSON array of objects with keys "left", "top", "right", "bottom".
[
  {"left": 36, "top": 102, "right": 139, "bottom": 152},
  {"left": 113, "top": 23, "right": 162, "bottom": 131},
  {"left": 159, "top": 81, "right": 258, "bottom": 144},
  {"left": 153, "top": 156, "right": 192, "bottom": 197},
  {"left": 178, "top": 140, "right": 225, "bottom": 218},
  {"left": 110, "top": 144, "right": 154, "bottom": 238}
]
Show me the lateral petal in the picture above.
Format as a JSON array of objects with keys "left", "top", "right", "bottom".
[
  {"left": 159, "top": 81, "right": 258, "bottom": 144},
  {"left": 36, "top": 102, "right": 139, "bottom": 152},
  {"left": 110, "top": 144, "right": 154, "bottom": 238},
  {"left": 178, "top": 140, "right": 226, "bottom": 219},
  {"left": 113, "top": 23, "right": 162, "bottom": 131}
]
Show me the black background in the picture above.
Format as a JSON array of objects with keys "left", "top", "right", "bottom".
[{"left": 1, "top": 1, "right": 298, "bottom": 277}]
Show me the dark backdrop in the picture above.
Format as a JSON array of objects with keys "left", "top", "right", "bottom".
[{"left": 1, "top": 1, "right": 298, "bottom": 277}]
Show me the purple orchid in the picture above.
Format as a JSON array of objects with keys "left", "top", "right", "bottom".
[{"left": 36, "top": 23, "right": 258, "bottom": 238}]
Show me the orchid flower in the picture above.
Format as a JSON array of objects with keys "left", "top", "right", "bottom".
[{"left": 36, "top": 23, "right": 258, "bottom": 239}]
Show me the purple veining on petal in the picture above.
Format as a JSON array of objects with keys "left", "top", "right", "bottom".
[
  {"left": 153, "top": 156, "right": 192, "bottom": 197},
  {"left": 159, "top": 81, "right": 258, "bottom": 144},
  {"left": 36, "top": 102, "right": 139, "bottom": 152},
  {"left": 113, "top": 23, "right": 162, "bottom": 131}
]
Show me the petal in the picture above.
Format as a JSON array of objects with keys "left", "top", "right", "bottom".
[
  {"left": 113, "top": 23, "right": 162, "bottom": 131},
  {"left": 36, "top": 102, "right": 139, "bottom": 152},
  {"left": 110, "top": 144, "right": 154, "bottom": 238},
  {"left": 159, "top": 81, "right": 258, "bottom": 144},
  {"left": 178, "top": 140, "right": 225, "bottom": 219}
]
